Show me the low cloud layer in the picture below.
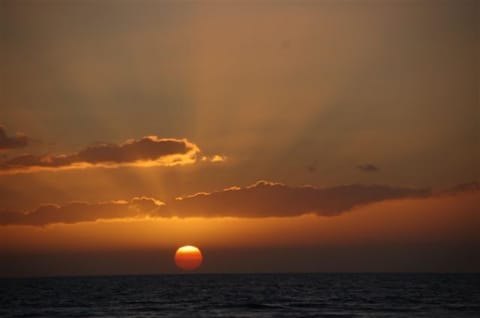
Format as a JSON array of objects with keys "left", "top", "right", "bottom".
[
  {"left": 0, "top": 181, "right": 434, "bottom": 226},
  {"left": 0, "top": 126, "right": 29, "bottom": 150},
  {"left": 167, "top": 181, "right": 430, "bottom": 218},
  {"left": 2, "top": 188, "right": 478, "bottom": 275},
  {"left": 0, "top": 136, "right": 202, "bottom": 174},
  {"left": 0, "top": 197, "right": 164, "bottom": 226}
]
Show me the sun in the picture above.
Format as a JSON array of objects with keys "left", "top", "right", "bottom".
[{"left": 174, "top": 245, "right": 203, "bottom": 271}]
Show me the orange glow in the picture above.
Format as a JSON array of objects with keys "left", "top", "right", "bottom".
[
  {"left": 0, "top": 191, "right": 478, "bottom": 255},
  {"left": 0, "top": 137, "right": 210, "bottom": 175},
  {"left": 174, "top": 245, "right": 203, "bottom": 271}
]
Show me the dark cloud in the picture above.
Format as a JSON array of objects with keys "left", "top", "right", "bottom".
[
  {"left": 357, "top": 164, "right": 379, "bottom": 172},
  {"left": 0, "top": 197, "right": 164, "bottom": 226},
  {"left": 439, "top": 181, "right": 480, "bottom": 195},
  {"left": 0, "top": 180, "right": 432, "bottom": 226},
  {"left": 0, "top": 126, "right": 29, "bottom": 150},
  {"left": 166, "top": 181, "right": 430, "bottom": 218},
  {"left": 0, "top": 136, "right": 201, "bottom": 174}
]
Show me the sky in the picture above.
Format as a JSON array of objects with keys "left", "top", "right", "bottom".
[{"left": 0, "top": 0, "right": 479, "bottom": 276}]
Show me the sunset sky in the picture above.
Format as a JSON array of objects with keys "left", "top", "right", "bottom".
[{"left": 0, "top": 0, "right": 479, "bottom": 276}]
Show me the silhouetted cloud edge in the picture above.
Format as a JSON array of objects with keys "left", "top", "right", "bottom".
[
  {"left": 0, "top": 197, "right": 165, "bottom": 226},
  {"left": 165, "top": 180, "right": 430, "bottom": 218},
  {"left": 0, "top": 180, "right": 443, "bottom": 226},
  {"left": 0, "top": 136, "right": 224, "bottom": 174}
]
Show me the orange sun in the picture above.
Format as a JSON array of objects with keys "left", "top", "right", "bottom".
[{"left": 174, "top": 245, "right": 203, "bottom": 271}]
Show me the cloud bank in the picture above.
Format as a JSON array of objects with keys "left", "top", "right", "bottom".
[
  {"left": 167, "top": 181, "right": 429, "bottom": 218},
  {"left": 0, "top": 136, "right": 202, "bottom": 174},
  {"left": 0, "top": 126, "right": 29, "bottom": 150},
  {"left": 0, "top": 197, "right": 164, "bottom": 226},
  {"left": 0, "top": 181, "right": 432, "bottom": 226}
]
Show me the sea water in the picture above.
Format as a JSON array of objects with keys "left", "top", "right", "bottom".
[{"left": 1, "top": 273, "right": 479, "bottom": 317}]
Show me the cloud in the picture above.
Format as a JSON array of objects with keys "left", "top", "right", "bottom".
[
  {"left": 439, "top": 181, "right": 480, "bottom": 195},
  {"left": 2, "top": 190, "right": 478, "bottom": 275},
  {"left": 201, "top": 155, "right": 227, "bottom": 163},
  {"left": 0, "top": 136, "right": 203, "bottom": 174},
  {"left": 7, "top": 181, "right": 478, "bottom": 226},
  {"left": 0, "top": 197, "right": 164, "bottom": 226},
  {"left": 166, "top": 180, "right": 430, "bottom": 218},
  {"left": 357, "top": 163, "right": 379, "bottom": 172},
  {"left": 0, "top": 126, "right": 30, "bottom": 150}
]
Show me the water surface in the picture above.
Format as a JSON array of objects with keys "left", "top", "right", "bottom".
[{"left": 1, "top": 273, "right": 479, "bottom": 317}]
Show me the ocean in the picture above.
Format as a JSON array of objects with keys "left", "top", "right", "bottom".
[{"left": 1, "top": 273, "right": 479, "bottom": 317}]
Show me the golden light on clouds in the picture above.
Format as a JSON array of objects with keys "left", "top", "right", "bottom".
[
  {"left": 1, "top": 190, "right": 478, "bottom": 254},
  {"left": 0, "top": 136, "right": 228, "bottom": 175},
  {"left": 0, "top": 0, "right": 478, "bottom": 276}
]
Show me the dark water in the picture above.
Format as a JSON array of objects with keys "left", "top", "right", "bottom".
[{"left": 1, "top": 273, "right": 479, "bottom": 317}]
